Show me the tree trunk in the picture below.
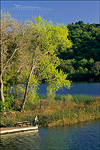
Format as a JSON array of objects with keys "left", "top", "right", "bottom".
[
  {"left": 20, "top": 63, "right": 36, "bottom": 112},
  {"left": 0, "top": 47, "right": 19, "bottom": 100},
  {"left": 20, "top": 80, "right": 30, "bottom": 111},
  {"left": 0, "top": 76, "right": 5, "bottom": 103},
  {"left": 0, "top": 75, "right": 6, "bottom": 113}
]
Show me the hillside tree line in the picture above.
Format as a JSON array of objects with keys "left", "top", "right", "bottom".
[{"left": 57, "top": 21, "right": 100, "bottom": 81}]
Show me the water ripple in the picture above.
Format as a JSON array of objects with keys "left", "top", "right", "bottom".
[{"left": 1, "top": 119, "right": 100, "bottom": 150}]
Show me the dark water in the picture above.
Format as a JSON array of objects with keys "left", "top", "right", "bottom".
[
  {"left": 11, "top": 82, "right": 100, "bottom": 97},
  {"left": 1, "top": 119, "right": 100, "bottom": 150},
  {"left": 38, "top": 82, "right": 100, "bottom": 96}
]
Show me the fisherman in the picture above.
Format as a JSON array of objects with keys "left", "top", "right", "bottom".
[{"left": 33, "top": 116, "right": 38, "bottom": 126}]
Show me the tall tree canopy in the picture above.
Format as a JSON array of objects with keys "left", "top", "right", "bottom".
[
  {"left": 1, "top": 13, "right": 72, "bottom": 111},
  {"left": 0, "top": 12, "right": 24, "bottom": 109},
  {"left": 20, "top": 16, "right": 72, "bottom": 110}
]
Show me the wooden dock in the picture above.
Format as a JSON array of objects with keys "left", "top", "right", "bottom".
[{"left": 0, "top": 126, "right": 38, "bottom": 135}]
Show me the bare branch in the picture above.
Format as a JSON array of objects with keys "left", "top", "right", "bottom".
[{"left": 1, "top": 47, "right": 19, "bottom": 75}]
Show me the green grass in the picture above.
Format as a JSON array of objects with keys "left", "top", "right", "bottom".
[
  {"left": 0, "top": 95, "right": 100, "bottom": 127},
  {"left": 54, "top": 94, "right": 95, "bottom": 104}
]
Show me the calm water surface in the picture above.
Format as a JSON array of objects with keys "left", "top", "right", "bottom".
[
  {"left": 12, "top": 82, "right": 100, "bottom": 97},
  {"left": 38, "top": 82, "right": 100, "bottom": 96},
  {"left": 1, "top": 119, "right": 100, "bottom": 150}
]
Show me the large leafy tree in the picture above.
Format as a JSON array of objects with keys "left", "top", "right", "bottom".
[
  {"left": 0, "top": 12, "right": 25, "bottom": 111},
  {"left": 20, "top": 16, "right": 72, "bottom": 111},
  {"left": 1, "top": 13, "right": 72, "bottom": 111}
]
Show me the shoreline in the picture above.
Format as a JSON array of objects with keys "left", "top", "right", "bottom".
[
  {"left": 1, "top": 117, "right": 100, "bottom": 129},
  {"left": 1, "top": 115, "right": 100, "bottom": 128},
  {"left": 1, "top": 96, "right": 100, "bottom": 128},
  {"left": 47, "top": 116, "right": 100, "bottom": 128}
]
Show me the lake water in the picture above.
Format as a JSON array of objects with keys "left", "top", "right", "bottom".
[
  {"left": 12, "top": 82, "right": 100, "bottom": 97},
  {"left": 37, "top": 82, "right": 100, "bottom": 97},
  {"left": 1, "top": 119, "right": 100, "bottom": 150}
]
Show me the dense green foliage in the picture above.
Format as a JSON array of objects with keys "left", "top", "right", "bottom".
[
  {"left": 1, "top": 13, "right": 72, "bottom": 111},
  {"left": 0, "top": 94, "right": 15, "bottom": 112},
  {"left": 58, "top": 21, "right": 100, "bottom": 81},
  {"left": 1, "top": 12, "right": 100, "bottom": 113}
]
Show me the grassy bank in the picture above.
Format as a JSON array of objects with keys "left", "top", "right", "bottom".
[{"left": 0, "top": 95, "right": 100, "bottom": 127}]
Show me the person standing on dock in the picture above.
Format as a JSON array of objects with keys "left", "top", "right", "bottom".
[{"left": 34, "top": 116, "right": 38, "bottom": 126}]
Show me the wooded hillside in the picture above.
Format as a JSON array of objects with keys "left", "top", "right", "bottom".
[{"left": 57, "top": 21, "right": 100, "bottom": 81}]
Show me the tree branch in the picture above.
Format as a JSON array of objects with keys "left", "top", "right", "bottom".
[{"left": 1, "top": 47, "right": 19, "bottom": 76}]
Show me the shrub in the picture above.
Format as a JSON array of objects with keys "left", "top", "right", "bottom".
[
  {"left": 72, "top": 95, "right": 94, "bottom": 104},
  {"left": 54, "top": 94, "right": 73, "bottom": 101},
  {"left": 0, "top": 94, "right": 15, "bottom": 112}
]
